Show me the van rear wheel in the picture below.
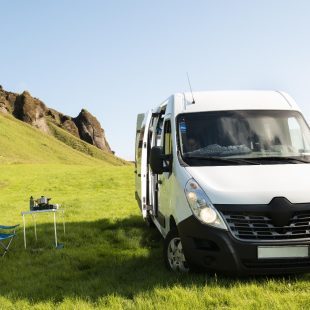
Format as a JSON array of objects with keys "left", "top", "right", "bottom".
[{"left": 164, "top": 228, "right": 189, "bottom": 272}]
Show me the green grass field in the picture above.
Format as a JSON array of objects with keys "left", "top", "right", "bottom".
[
  {"left": 0, "top": 113, "right": 125, "bottom": 165},
  {"left": 0, "top": 113, "right": 310, "bottom": 309}
]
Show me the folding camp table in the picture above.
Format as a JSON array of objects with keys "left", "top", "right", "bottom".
[{"left": 21, "top": 209, "right": 65, "bottom": 249}]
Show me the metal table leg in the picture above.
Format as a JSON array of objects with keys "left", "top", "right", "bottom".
[
  {"left": 53, "top": 212, "right": 58, "bottom": 247},
  {"left": 62, "top": 210, "right": 66, "bottom": 236},
  {"left": 32, "top": 214, "right": 37, "bottom": 241},
  {"left": 23, "top": 214, "right": 26, "bottom": 249}
]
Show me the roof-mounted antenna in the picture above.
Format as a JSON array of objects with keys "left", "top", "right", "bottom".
[{"left": 186, "top": 72, "right": 195, "bottom": 104}]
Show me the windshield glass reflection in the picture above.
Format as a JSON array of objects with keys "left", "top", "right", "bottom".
[{"left": 177, "top": 110, "right": 310, "bottom": 165}]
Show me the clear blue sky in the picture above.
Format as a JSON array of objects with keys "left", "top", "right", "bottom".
[{"left": 1, "top": 1, "right": 310, "bottom": 160}]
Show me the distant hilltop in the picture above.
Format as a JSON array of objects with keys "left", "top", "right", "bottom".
[{"left": 0, "top": 85, "right": 112, "bottom": 153}]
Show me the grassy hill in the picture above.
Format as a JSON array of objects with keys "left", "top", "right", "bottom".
[
  {"left": 47, "top": 121, "right": 126, "bottom": 165},
  {"left": 0, "top": 113, "right": 126, "bottom": 165},
  {"left": 0, "top": 112, "right": 309, "bottom": 309}
]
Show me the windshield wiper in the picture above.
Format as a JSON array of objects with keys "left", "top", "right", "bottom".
[
  {"left": 183, "top": 155, "right": 260, "bottom": 165},
  {"left": 249, "top": 156, "right": 310, "bottom": 163}
]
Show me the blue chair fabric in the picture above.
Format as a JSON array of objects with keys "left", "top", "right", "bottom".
[{"left": 0, "top": 224, "right": 19, "bottom": 257}]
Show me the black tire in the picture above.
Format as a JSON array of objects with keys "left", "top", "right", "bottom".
[{"left": 163, "top": 228, "right": 190, "bottom": 272}]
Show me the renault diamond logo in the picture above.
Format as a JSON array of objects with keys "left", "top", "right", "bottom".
[{"left": 268, "top": 197, "right": 293, "bottom": 227}]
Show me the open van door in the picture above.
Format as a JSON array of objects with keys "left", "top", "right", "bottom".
[
  {"left": 135, "top": 113, "right": 145, "bottom": 203},
  {"left": 140, "top": 110, "right": 152, "bottom": 219}
]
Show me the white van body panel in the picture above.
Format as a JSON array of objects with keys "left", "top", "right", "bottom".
[
  {"left": 186, "top": 164, "right": 310, "bottom": 205},
  {"left": 171, "top": 166, "right": 193, "bottom": 225},
  {"left": 141, "top": 110, "right": 152, "bottom": 218},
  {"left": 175, "top": 91, "right": 300, "bottom": 115},
  {"left": 135, "top": 113, "right": 145, "bottom": 199}
]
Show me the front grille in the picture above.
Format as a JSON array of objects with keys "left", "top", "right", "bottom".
[{"left": 222, "top": 212, "right": 310, "bottom": 241}]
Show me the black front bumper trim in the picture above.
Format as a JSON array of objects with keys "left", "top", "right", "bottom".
[{"left": 177, "top": 215, "right": 310, "bottom": 275}]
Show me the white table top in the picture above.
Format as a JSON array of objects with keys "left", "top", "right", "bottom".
[{"left": 21, "top": 209, "right": 64, "bottom": 215}]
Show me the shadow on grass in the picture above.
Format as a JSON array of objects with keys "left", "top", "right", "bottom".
[
  {"left": 0, "top": 215, "right": 199, "bottom": 303},
  {"left": 0, "top": 215, "right": 308, "bottom": 304}
]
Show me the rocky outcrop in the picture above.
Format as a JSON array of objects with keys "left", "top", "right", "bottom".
[
  {"left": 62, "top": 118, "right": 80, "bottom": 138},
  {"left": 73, "top": 109, "right": 111, "bottom": 152},
  {"left": 46, "top": 109, "right": 80, "bottom": 138},
  {"left": 0, "top": 85, "right": 16, "bottom": 114},
  {"left": 0, "top": 85, "right": 112, "bottom": 153},
  {"left": 13, "top": 91, "right": 50, "bottom": 133}
]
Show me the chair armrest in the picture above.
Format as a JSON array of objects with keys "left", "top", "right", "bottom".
[{"left": 0, "top": 224, "right": 20, "bottom": 230}]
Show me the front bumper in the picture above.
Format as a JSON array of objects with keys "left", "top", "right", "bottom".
[{"left": 178, "top": 216, "right": 310, "bottom": 275}]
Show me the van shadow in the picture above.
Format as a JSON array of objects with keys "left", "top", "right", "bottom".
[
  {"left": 0, "top": 215, "right": 200, "bottom": 303},
  {"left": 0, "top": 215, "right": 308, "bottom": 303}
]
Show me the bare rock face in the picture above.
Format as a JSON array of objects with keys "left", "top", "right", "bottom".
[
  {"left": 47, "top": 108, "right": 62, "bottom": 123},
  {"left": 13, "top": 91, "right": 50, "bottom": 133},
  {"left": 0, "top": 85, "right": 16, "bottom": 114},
  {"left": 0, "top": 90, "right": 9, "bottom": 113},
  {"left": 0, "top": 86, "right": 113, "bottom": 153},
  {"left": 73, "top": 109, "right": 111, "bottom": 152},
  {"left": 62, "top": 118, "right": 80, "bottom": 138}
]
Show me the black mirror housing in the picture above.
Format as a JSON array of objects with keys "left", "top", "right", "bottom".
[{"left": 150, "top": 146, "right": 165, "bottom": 174}]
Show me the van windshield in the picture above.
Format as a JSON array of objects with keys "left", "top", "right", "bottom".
[{"left": 177, "top": 110, "right": 310, "bottom": 166}]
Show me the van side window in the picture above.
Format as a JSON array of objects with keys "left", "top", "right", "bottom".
[
  {"left": 163, "top": 120, "right": 172, "bottom": 156},
  {"left": 137, "top": 125, "right": 145, "bottom": 159}
]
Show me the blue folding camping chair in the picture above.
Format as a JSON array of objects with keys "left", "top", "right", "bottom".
[{"left": 0, "top": 225, "right": 19, "bottom": 257}]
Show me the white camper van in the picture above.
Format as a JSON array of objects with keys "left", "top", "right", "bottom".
[{"left": 135, "top": 91, "right": 310, "bottom": 275}]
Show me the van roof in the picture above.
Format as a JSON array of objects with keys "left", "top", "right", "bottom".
[{"left": 172, "top": 90, "right": 300, "bottom": 114}]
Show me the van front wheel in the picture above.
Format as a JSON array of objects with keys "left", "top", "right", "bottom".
[{"left": 164, "top": 228, "right": 189, "bottom": 272}]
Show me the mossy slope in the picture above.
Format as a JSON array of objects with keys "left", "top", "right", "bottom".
[{"left": 0, "top": 113, "right": 126, "bottom": 165}]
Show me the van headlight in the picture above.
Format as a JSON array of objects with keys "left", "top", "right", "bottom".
[{"left": 185, "top": 179, "right": 227, "bottom": 230}]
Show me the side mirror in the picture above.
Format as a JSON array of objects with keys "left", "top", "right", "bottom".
[{"left": 150, "top": 146, "right": 166, "bottom": 174}]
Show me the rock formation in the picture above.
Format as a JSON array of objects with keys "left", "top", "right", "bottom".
[
  {"left": 0, "top": 85, "right": 16, "bottom": 114},
  {"left": 74, "top": 109, "right": 111, "bottom": 151},
  {"left": 13, "top": 91, "right": 50, "bottom": 133},
  {"left": 0, "top": 85, "right": 112, "bottom": 153}
]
